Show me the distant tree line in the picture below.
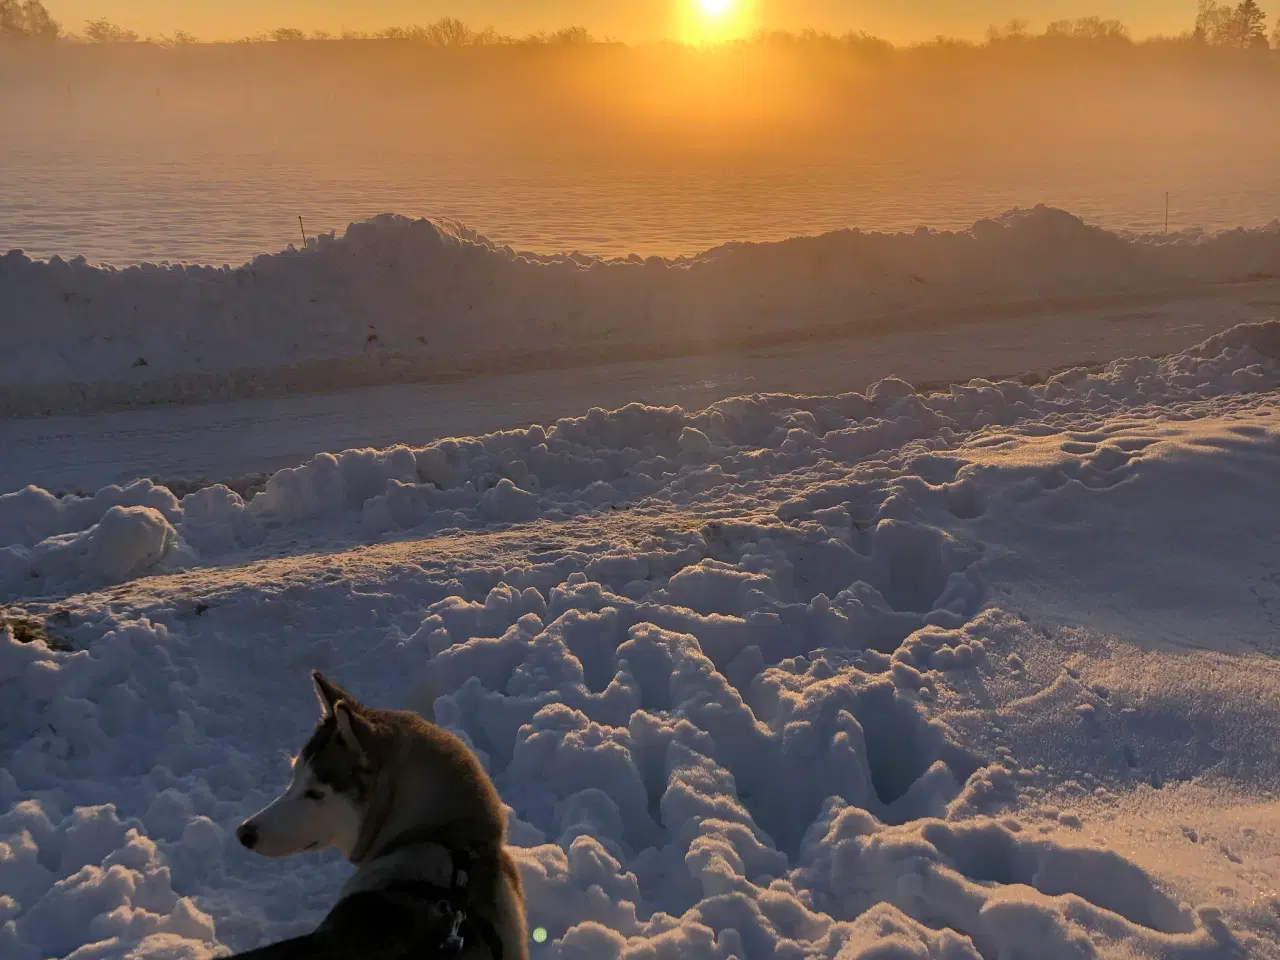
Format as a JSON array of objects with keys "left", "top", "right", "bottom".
[
  {"left": 751, "top": 10, "right": 1280, "bottom": 59},
  {"left": 0, "top": 5, "right": 598, "bottom": 46},
  {"left": 2, "top": 0, "right": 1278, "bottom": 53},
  {"left": 286, "top": 21, "right": 593, "bottom": 45},
  {"left": 941, "top": 4, "right": 1276, "bottom": 51},
  {"left": 243, "top": 20, "right": 595, "bottom": 46}
]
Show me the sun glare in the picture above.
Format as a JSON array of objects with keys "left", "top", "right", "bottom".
[{"left": 683, "top": 0, "right": 753, "bottom": 43}]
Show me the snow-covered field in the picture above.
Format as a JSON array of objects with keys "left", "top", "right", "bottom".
[
  {"left": 3, "top": 206, "right": 1279, "bottom": 418},
  {"left": 3, "top": 319, "right": 1280, "bottom": 959}
]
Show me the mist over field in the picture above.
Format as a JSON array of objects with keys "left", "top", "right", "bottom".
[{"left": 3, "top": 23, "right": 1280, "bottom": 262}]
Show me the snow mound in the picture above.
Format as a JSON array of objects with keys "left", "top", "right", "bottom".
[
  {"left": 0, "top": 480, "right": 182, "bottom": 549},
  {"left": 3, "top": 206, "right": 1278, "bottom": 416},
  {"left": 2, "top": 322, "right": 1279, "bottom": 958},
  {"left": 0, "top": 801, "right": 217, "bottom": 960},
  {"left": 1, "top": 502, "right": 193, "bottom": 597}
]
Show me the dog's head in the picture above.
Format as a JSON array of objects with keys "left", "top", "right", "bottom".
[{"left": 236, "top": 671, "right": 379, "bottom": 860}]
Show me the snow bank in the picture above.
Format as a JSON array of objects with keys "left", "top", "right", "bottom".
[
  {"left": 3, "top": 206, "right": 1278, "bottom": 416},
  {"left": 3, "top": 320, "right": 1278, "bottom": 602},
  {"left": 2, "top": 322, "right": 1278, "bottom": 959}
]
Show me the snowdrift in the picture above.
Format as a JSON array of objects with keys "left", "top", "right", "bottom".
[
  {"left": 2, "top": 320, "right": 1277, "bottom": 601},
  {"left": 3, "top": 322, "right": 1280, "bottom": 959},
  {"left": 2, "top": 206, "right": 1279, "bottom": 416}
]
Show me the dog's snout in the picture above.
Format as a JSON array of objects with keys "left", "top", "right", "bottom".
[{"left": 236, "top": 822, "right": 259, "bottom": 850}]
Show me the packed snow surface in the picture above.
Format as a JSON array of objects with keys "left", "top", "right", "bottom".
[
  {"left": 3, "top": 321, "right": 1280, "bottom": 959},
  {"left": 2, "top": 205, "right": 1279, "bottom": 416}
]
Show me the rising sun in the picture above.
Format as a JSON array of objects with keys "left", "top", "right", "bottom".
[{"left": 683, "top": 0, "right": 751, "bottom": 42}]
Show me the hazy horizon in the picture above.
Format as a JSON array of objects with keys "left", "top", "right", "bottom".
[
  {"left": 5, "top": 28, "right": 1279, "bottom": 265},
  {"left": 43, "top": 1, "right": 1204, "bottom": 45}
]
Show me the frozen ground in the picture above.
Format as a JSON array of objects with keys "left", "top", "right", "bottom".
[
  {"left": 3, "top": 206, "right": 1280, "bottom": 418},
  {"left": 3, "top": 320, "right": 1280, "bottom": 959}
]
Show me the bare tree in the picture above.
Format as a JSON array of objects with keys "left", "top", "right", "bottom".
[
  {"left": 472, "top": 25, "right": 506, "bottom": 45},
  {"left": 379, "top": 18, "right": 473, "bottom": 45},
  {"left": 373, "top": 18, "right": 516, "bottom": 46},
  {"left": 986, "top": 19, "right": 1031, "bottom": 44},
  {"left": 83, "top": 18, "right": 139, "bottom": 42},
  {"left": 1044, "top": 17, "right": 1130, "bottom": 42},
  {"left": 269, "top": 27, "right": 305, "bottom": 42},
  {"left": 1195, "top": 0, "right": 1232, "bottom": 42},
  {"left": 426, "top": 17, "right": 472, "bottom": 46},
  {"left": 549, "top": 25, "right": 592, "bottom": 44},
  {"left": 1072, "top": 17, "right": 1130, "bottom": 41}
]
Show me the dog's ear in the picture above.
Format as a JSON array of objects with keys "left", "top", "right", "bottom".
[
  {"left": 312, "top": 671, "right": 360, "bottom": 719},
  {"left": 333, "top": 701, "right": 372, "bottom": 758}
]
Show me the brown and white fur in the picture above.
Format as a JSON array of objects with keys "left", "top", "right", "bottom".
[{"left": 229, "top": 671, "right": 527, "bottom": 960}]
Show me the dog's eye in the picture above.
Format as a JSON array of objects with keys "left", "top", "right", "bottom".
[{"left": 303, "top": 789, "right": 324, "bottom": 801}]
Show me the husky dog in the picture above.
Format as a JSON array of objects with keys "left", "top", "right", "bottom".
[{"left": 229, "top": 671, "right": 527, "bottom": 960}]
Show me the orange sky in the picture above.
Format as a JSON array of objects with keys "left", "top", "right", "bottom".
[{"left": 48, "top": 1, "right": 1201, "bottom": 43}]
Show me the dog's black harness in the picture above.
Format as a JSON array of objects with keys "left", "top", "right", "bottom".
[
  {"left": 379, "top": 861, "right": 504, "bottom": 957},
  {"left": 368, "top": 830, "right": 506, "bottom": 960},
  {"left": 237, "top": 827, "right": 511, "bottom": 960}
]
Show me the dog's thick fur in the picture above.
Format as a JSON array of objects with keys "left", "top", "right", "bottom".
[{"left": 229, "top": 672, "right": 527, "bottom": 960}]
